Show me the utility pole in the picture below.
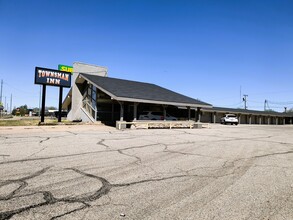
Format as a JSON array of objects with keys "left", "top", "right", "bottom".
[
  {"left": 4, "top": 96, "right": 6, "bottom": 111},
  {"left": 243, "top": 94, "right": 248, "bottom": 110},
  {"left": 0, "top": 79, "right": 3, "bottom": 103},
  {"left": 10, "top": 94, "right": 12, "bottom": 114}
]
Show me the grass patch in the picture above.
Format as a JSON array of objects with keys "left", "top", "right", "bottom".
[
  {"left": 0, "top": 119, "right": 40, "bottom": 126},
  {"left": 0, "top": 118, "right": 74, "bottom": 126}
]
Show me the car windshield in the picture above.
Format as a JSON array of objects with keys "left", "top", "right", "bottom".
[{"left": 227, "top": 115, "right": 236, "bottom": 118}]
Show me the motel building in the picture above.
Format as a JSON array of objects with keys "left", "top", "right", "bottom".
[{"left": 62, "top": 62, "right": 293, "bottom": 127}]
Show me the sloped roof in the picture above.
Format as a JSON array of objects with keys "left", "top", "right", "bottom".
[
  {"left": 202, "top": 106, "right": 293, "bottom": 117},
  {"left": 80, "top": 73, "right": 212, "bottom": 108}
]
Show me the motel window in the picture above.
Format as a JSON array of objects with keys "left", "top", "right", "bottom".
[{"left": 86, "top": 84, "right": 97, "bottom": 109}]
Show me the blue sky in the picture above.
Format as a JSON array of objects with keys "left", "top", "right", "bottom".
[{"left": 0, "top": 0, "right": 293, "bottom": 111}]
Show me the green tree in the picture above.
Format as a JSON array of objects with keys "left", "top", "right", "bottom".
[
  {"left": 15, "top": 105, "right": 28, "bottom": 116},
  {"left": 47, "top": 106, "right": 57, "bottom": 110},
  {"left": 19, "top": 108, "right": 26, "bottom": 116},
  {"left": 12, "top": 108, "right": 17, "bottom": 115}
]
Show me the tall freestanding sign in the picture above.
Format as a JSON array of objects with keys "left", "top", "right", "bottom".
[{"left": 35, "top": 67, "right": 71, "bottom": 123}]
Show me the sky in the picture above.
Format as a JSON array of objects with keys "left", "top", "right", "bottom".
[{"left": 0, "top": 0, "right": 293, "bottom": 111}]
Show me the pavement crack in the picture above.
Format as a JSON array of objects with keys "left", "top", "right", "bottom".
[
  {"left": 0, "top": 167, "right": 51, "bottom": 201},
  {"left": 163, "top": 145, "right": 223, "bottom": 160},
  {"left": 65, "top": 168, "right": 112, "bottom": 202},
  {"left": 0, "top": 181, "right": 27, "bottom": 201},
  {"left": 252, "top": 150, "right": 293, "bottom": 159},
  {"left": 39, "top": 137, "right": 50, "bottom": 144},
  {"left": 97, "top": 139, "right": 110, "bottom": 149},
  {"left": 0, "top": 200, "right": 49, "bottom": 220},
  {"left": 67, "top": 131, "right": 78, "bottom": 136},
  {"left": 50, "top": 202, "right": 90, "bottom": 220},
  {"left": 112, "top": 174, "right": 192, "bottom": 188},
  {"left": 0, "top": 164, "right": 250, "bottom": 220},
  {"left": 117, "top": 149, "right": 142, "bottom": 164},
  {"left": 26, "top": 138, "right": 51, "bottom": 158}
]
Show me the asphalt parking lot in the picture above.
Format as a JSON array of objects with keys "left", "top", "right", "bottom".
[{"left": 1, "top": 124, "right": 293, "bottom": 220}]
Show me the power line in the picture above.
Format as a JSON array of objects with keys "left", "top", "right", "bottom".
[{"left": 268, "top": 100, "right": 293, "bottom": 105}]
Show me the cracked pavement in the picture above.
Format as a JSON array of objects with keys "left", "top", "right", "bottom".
[{"left": 1, "top": 124, "right": 293, "bottom": 219}]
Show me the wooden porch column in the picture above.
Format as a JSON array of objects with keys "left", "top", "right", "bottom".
[
  {"left": 259, "top": 116, "right": 262, "bottom": 125},
  {"left": 119, "top": 102, "right": 124, "bottom": 121},
  {"left": 268, "top": 117, "right": 270, "bottom": 125},
  {"left": 133, "top": 103, "right": 138, "bottom": 121},
  {"left": 196, "top": 107, "right": 201, "bottom": 122},
  {"left": 162, "top": 105, "right": 167, "bottom": 121}
]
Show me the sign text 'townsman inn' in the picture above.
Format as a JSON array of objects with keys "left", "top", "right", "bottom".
[{"left": 35, "top": 67, "right": 71, "bottom": 88}]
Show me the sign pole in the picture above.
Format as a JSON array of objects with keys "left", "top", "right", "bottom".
[
  {"left": 41, "top": 85, "right": 46, "bottom": 123},
  {"left": 58, "top": 86, "right": 63, "bottom": 122},
  {"left": 35, "top": 66, "right": 71, "bottom": 123}
]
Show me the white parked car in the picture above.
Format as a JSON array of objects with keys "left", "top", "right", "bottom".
[
  {"left": 138, "top": 111, "right": 177, "bottom": 120},
  {"left": 221, "top": 114, "right": 238, "bottom": 125}
]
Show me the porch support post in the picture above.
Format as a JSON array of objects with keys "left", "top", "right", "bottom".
[
  {"left": 119, "top": 101, "right": 124, "bottom": 121},
  {"left": 187, "top": 107, "right": 191, "bottom": 121},
  {"left": 196, "top": 107, "right": 201, "bottom": 122},
  {"left": 162, "top": 105, "right": 167, "bottom": 121},
  {"left": 268, "top": 117, "right": 270, "bottom": 125},
  {"left": 259, "top": 116, "right": 262, "bottom": 125},
  {"left": 133, "top": 102, "right": 138, "bottom": 121},
  {"left": 213, "top": 112, "right": 216, "bottom": 123}
]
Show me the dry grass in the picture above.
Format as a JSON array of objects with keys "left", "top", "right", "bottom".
[{"left": 0, "top": 118, "right": 73, "bottom": 126}]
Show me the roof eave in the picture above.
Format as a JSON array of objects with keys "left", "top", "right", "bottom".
[
  {"left": 80, "top": 73, "right": 212, "bottom": 108},
  {"left": 114, "top": 96, "right": 212, "bottom": 108}
]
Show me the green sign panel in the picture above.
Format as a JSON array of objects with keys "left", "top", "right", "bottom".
[{"left": 58, "top": 64, "right": 73, "bottom": 73}]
